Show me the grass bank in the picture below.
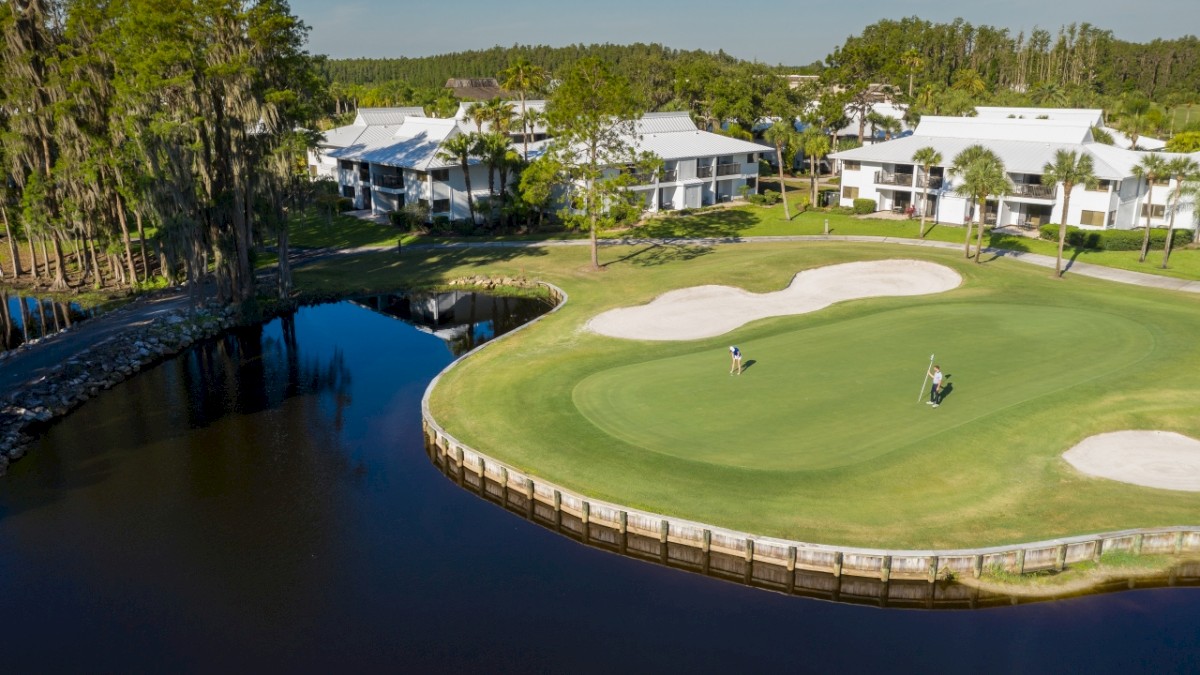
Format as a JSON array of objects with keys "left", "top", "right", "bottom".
[{"left": 295, "top": 239, "right": 1200, "bottom": 551}]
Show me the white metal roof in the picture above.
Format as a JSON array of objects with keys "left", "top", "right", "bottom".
[
  {"left": 354, "top": 107, "right": 426, "bottom": 126},
  {"left": 1100, "top": 126, "right": 1167, "bottom": 151},
  {"left": 634, "top": 129, "right": 771, "bottom": 161},
  {"left": 329, "top": 118, "right": 464, "bottom": 171},
  {"left": 320, "top": 123, "right": 369, "bottom": 149},
  {"left": 915, "top": 116, "right": 1093, "bottom": 144},
  {"left": 975, "top": 107, "right": 1104, "bottom": 126},
  {"left": 634, "top": 112, "right": 703, "bottom": 135},
  {"left": 830, "top": 135, "right": 1135, "bottom": 179}
]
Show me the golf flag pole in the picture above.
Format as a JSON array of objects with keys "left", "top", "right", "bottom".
[{"left": 917, "top": 353, "right": 935, "bottom": 403}]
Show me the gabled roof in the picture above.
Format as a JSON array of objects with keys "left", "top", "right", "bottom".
[
  {"left": 829, "top": 135, "right": 1134, "bottom": 179},
  {"left": 634, "top": 112, "right": 703, "bottom": 135},
  {"left": 319, "top": 123, "right": 369, "bottom": 149},
  {"left": 629, "top": 112, "right": 769, "bottom": 160},
  {"left": 915, "top": 115, "right": 1093, "bottom": 144},
  {"left": 354, "top": 107, "right": 426, "bottom": 126},
  {"left": 329, "top": 118, "right": 464, "bottom": 171},
  {"left": 1101, "top": 126, "right": 1167, "bottom": 151}
]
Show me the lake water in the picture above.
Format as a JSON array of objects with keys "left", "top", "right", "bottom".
[
  {"left": 1, "top": 294, "right": 1197, "bottom": 673},
  {"left": 2, "top": 293, "right": 92, "bottom": 352}
]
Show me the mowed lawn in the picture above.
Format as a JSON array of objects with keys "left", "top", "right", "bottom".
[{"left": 297, "top": 239, "right": 1200, "bottom": 550}]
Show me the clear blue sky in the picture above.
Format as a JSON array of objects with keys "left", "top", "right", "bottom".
[{"left": 288, "top": 0, "right": 1199, "bottom": 66}]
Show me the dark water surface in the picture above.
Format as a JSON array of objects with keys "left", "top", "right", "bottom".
[{"left": 1, "top": 296, "right": 1198, "bottom": 673}]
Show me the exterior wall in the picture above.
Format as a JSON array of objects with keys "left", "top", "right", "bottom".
[
  {"left": 361, "top": 163, "right": 501, "bottom": 223},
  {"left": 640, "top": 153, "right": 765, "bottom": 212}
]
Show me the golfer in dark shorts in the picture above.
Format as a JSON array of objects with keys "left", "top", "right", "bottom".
[{"left": 927, "top": 365, "right": 943, "bottom": 407}]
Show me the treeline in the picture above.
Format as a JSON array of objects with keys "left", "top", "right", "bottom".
[
  {"left": 828, "top": 18, "right": 1200, "bottom": 104},
  {"left": 318, "top": 43, "right": 819, "bottom": 120},
  {"left": 0, "top": 0, "right": 324, "bottom": 304},
  {"left": 319, "top": 42, "right": 803, "bottom": 89}
]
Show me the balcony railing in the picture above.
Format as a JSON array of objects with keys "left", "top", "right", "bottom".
[
  {"left": 660, "top": 168, "right": 679, "bottom": 182},
  {"left": 697, "top": 165, "right": 714, "bottom": 178},
  {"left": 1010, "top": 183, "right": 1056, "bottom": 199},
  {"left": 876, "top": 171, "right": 914, "bottom": 186},
  {"left": 716, "top": 164, "right": 741, "bottom": 177},
  {"left": 916, "top": 175, "right": 943, "bottom": 189},
  {"left": 374, "top": 174, "right": 404, "bottom": 189}
]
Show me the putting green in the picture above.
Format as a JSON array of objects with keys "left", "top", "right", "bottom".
[{"left": 573, "top": 303, "right": 1153, "bottom": 471}]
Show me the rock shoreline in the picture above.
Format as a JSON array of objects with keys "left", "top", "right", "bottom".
[{"left": 0, "top": 303, "right": 239, "bottom": 476}]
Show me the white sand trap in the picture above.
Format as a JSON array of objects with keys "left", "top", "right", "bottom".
[
  {"left": 585, "top": 259, "right": 961, "bottom": 341},
  {"left": 1063, "top": 431, "right": 1200, "bottom": 492}
]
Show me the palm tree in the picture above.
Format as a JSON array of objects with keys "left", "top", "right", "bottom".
[
  {"left": 901, "top": 49, "right": 923, "bottom": 98},
  {"left": 1041, "top": 149, "right": 1097, "bottom": 277},
  {"left": 880, "top": 116, "right": 902, "bottom": 140},
  {"left": 1131, "top": 154, "right": 1169, "bottom": 262},
  {"left": 951, "top": 68, "right": 986, "bottom": 97},
  {"left": 801, "top": 127, "right": 830, "bottom": 209},
  {"left": 1161, "top": 156, "right": 1200, "bottom": 268},
  {"left": 498, "top": 57, "right": 549, "bottom": 160},
  {"left": 952, "top": 145, "right": 1009, "bottom": 262},
  {"left": 464, "top": 102, "right": 486, "bottom": 132},
  {"left": 762, "top": 121, "right": 799, "bottom": 220},
  {"left": 479, "top": 97, "right": 516, "bottom": 134},
  {"left": 911, "top": 146, "right": 942, "bottom": 238},
  {"left": 436, "top": 132, "right": 481, "bottom": 225},
  {"left": 477, "top": 131, "right": 513, "bottom": 225}
]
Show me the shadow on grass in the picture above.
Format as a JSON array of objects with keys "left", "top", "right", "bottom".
[
  {"left": 605, "top": 208, "right": 760, "bottom": 267},
  {"left": 294, "top": 243, "right": 549, "bottom": 292},
  {"left": 741, "top": 359, "right": 757, "bottom": 373}
]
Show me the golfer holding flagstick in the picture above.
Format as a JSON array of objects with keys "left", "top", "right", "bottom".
[
  {"left": 916, "top": 354, "right": 939, "bottom": 405},
  {"left": 925, "top": 361, "right": 944, "bottom": 407}
]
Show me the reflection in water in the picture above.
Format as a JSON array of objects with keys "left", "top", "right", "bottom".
[
  {"left": 354, "top": 290, "right": 555, "bottom": 356},
  {"left": 1, "top": 298, "right": 1199, "bottom": 672},
  {"left": 1, "top": 292, "right": 91, "bottom": 352},
  {"left": 427, "top": 442, "right": 1200, "bottom": 610}
]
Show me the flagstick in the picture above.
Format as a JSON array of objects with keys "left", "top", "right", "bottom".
[{"left": 916, "top": 353, "right": 935, "bottom": 403}]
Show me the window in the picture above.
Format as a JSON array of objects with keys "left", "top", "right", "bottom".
[
  {"left": 341, "top": 186, "right": 354, "bottom": 199},
  {"left": 431, "top": 168, "right": 450, "bottom": 181},
  {"left": 339, "top": 160, "right": 353, "bottom": 171},
  {"left": 843, "top": 161, "right": 861, "bottom": 171},
  {"left": 1141, "top": 203, "right": 1166, "bottom": 218},
  {"left": 1079, "top": 210, "right": 1106, "bottom": 227},
  {"left": 746, "top": 154, "right": 755, "bottom": 164},
  {"left": 1087, "top": 179, "right": 1114, "bottom": 192},
  {"left": 432, "top": 198, "right": 450, "bottom": 213},
  {"left": 842, "top": 186, "right": 859, "bottom": 200}
]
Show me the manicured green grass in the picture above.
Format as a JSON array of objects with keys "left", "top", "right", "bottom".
[
  {"left": 297, "top": 238, "right": 1200, "bottom": 550},
  {"left": 622, "top": 204, "right": 1200, "bottom": 280}
]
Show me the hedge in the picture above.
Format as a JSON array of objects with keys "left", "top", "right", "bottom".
[
  {"left": 852, "top": 198, "right": 876, "bottom": 215},
  {"left": 1037, "top": 224, "right": 1192, "bottom": 251}
]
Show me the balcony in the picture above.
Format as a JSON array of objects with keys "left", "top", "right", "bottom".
[
  {"left": 697, "top": 165, "right": 714, "bottom": 179},
  {"left": 916, "top": 175, "right": 943, "bottom": 189},
  {"left": 660, "top": 168, "right": 679, "bottom": 182},
  {"left": 876, "top": 171, "right": 914, "bottom": 187},
  {"left": 374, "top": 174, "right": 405, "bottom": 190},
  {"left": 1010, "top": 183, "right": 1056, "bottom": 199},
  {"left": 716, "top": 164, "right": 741, "bottom": 177}
]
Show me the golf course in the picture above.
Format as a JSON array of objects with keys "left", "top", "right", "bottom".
[{"left": 311, "top": 237, "right": 1200, "bottom": 551}]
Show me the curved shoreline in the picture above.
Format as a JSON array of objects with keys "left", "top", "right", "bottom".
[{"left": 422, "top": 280, "right": 1200, "bottom": 593}]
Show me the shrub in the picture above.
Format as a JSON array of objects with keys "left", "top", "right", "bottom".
[
  {"left": 792, "top": 193, "right": 811, "bottom": 213},
  {"left": 762, "top": 189, "right": 781, "bottom": 205},
  {"left": 852, "top": 198, "right": 876, "bottom": 215},
  {"left": 336, "top": 197, "right": 354, "bottom": 212},
  {"left": 1037, "top": 224, "right": 1191, "bottom": 251}
]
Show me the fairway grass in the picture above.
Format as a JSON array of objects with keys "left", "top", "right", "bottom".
[{"left": 296, "top": 239, "right": 1200, "bottom": 549}]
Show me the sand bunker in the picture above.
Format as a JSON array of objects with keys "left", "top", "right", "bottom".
[
  {"left": 585, "top": 259, "right": 962, "bottom": 341},
  {"left": 1063, "top": 431, "right": 1200, "bottom": 492}
]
